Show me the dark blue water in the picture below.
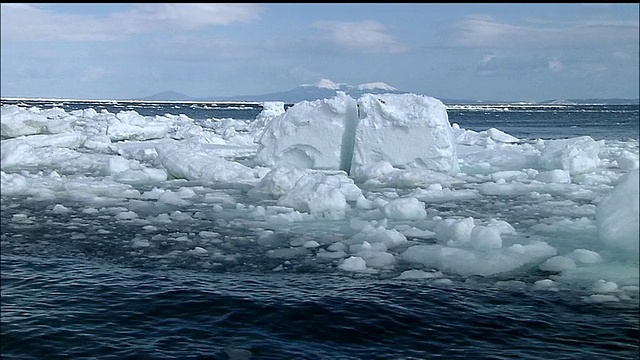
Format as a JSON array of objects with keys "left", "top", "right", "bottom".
[
  {"left": 1, "top": 99, "right": 639, "bottom": 359},
  {"left": 2, "top": 254, "right": 638, "bottom": 360},
  {"left": 446, "top": 105, "right": 640, "bottom": 141}
]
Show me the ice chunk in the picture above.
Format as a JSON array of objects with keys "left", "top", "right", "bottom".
[
  {"left": 276, "top": 172, "right": 361, "bottom": 219},
  {"left": 382, "top": 197, "right": 427, "bottom": 220},
  {"left": 596, "top": 169, "right": 639, "bottom": 256},
  {"left": 338, "top": 256, "right": 368, "bottom": 272},
  {"left": 351, "top": 93, "right": 458, "bottom": 176},
  {"left": 539, "top": 136, "right": 603, "bottom": 175},
  {"left": 255, "top": 92, "right": 358, "bottom": 171},
  {"left": 255, "top": 92, "right": 458, "bottom": 177}
]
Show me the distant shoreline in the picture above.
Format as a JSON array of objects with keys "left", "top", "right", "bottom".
[
  {"left": 0, "top": 97, "right": 264, "bottom": 106},
  {"left": 1, "top": 97, "right": 638, "bottom": 106}
]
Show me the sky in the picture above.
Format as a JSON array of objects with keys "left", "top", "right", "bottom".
[{"left": 1, "top": 3, "right": 639, "bottom": 102}]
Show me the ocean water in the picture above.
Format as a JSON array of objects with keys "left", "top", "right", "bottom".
[{"left": 1, "top": 99, "right": 639, "bottom": 360}]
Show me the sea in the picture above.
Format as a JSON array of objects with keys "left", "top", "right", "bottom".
[{"left": 1, "top": 98, "right": 639, "bottom": 360}]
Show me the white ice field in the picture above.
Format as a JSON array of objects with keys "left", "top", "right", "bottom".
[{"left": 1, "top": 93, "right": 638, "bottom": 304}]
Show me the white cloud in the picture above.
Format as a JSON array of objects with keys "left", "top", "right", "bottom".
[
  {"left": 113, "top": 3, "right": 262, "bottom": 32},
  {"left": 0, "top": 4, "right": 122, "bottom": 41},
  {"left": 0, "top": 3, "right": 262, "bottom": 42},
  {"left": 475, "top": 53, "right": 550, "bottom": 77},
  {"left": 480, "top": 54, "right": 496, "bottom": 66},
  {"left": 313, "top": 20, "right": 408, "bottom": 54},
  {"left": 548, "top": 57, "right": 563, "bottom": 72},
  {"left": 448, "top": 14, "right": 639, "bottom": 49}
]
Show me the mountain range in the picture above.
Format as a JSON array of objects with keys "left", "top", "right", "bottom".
[{"left": 140, "top": 79, "right": 640, "bottom": 105}]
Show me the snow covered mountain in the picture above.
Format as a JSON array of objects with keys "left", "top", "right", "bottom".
[
  {"left": 140, "top": 80, "right": 640, "bottom": 105},
  {"left": 216, "top": 79, "right": 406, "bottom": 103},
  {"left": 141, "top": 79, "right": 406, "bottom": 103}
]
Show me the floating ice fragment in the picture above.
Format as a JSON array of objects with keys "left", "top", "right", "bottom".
[
  {"left": 131, "top": 239, "right": 150, "bottom": 248},
  {"left": 52, "top": 204, "right": 70, "bottom": 213},
  {"left": 157, "top": 191, "right": 189, "bottom": 206},
  {"left": 436, "top": 217, "right": 475, "bottom": 246},
  {"left": 303, "top": 240, "right": 321, "bottom": 248},
  {"left": 469, "top": 225, "right": 502, "bottom": 250},
  {"left": 534, "top": 279, "right": 558, "bottom": 289},
  {"left": 535, "top": 169, "right": 572, "bottom": 184},
  {"left": 397, "top": 269, "right": 444, "bottom": 279},
  {"left": 349, "top": 224, "right": 408, "bottom": 249},
  {"left": 188, "top": 247, "right": 208, "bottom": 255},
  {"left": 316, "top": 249, "right": 347, "bottom": 261},
  {"left": 249, "top": 166, "right": 306, "bottom": 199},
  {"left": 338, "top": 256, "right": 368, "bottom": 272},
  {"left": 591, "top": 279, "right": 619, "bottom": 293},
  {"left": 276, "top": 172, "right": 360, "bottom": 219},
  {"left": 328, "top": 242, "right": 348, "bottom": 252},
  {"left": 595, "top": 169, "right": 639, "bottom": 256},
  {"left": 199, "top": 230, "right": 220, "bottom": 238},
  {"left": 115, "top": 211, "right": 138, "bottom": 220},
  {"left": 382, "top": 197, "right": 427, "bottom": 220},
  {"left": 565, "top": 249, "right": 603, "bottom": 264},
  {"left": 356, "top": 250, "right": 395, "bottom": 269},
  {"left": 539, "top": 256, "right": 577, "bottom": 272},
  {"left": 616, "top": 150, "right": 639, "bottom": 170},
  {"left": 434, "top": 278, "right": 453, "bottom": 285},
  {"left": 11, "top": 214, "right": 32, "bottom": 223},
  {"left": 539, "top": 136, "right": 603, "bottom": 175}
]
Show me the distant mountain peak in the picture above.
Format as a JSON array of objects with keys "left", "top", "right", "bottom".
[
  {"left": 356, "top": 82, "right": 398, "bottom": 91},
  {"left": 209, "top": 78, "right": 406, "bottom": 103},
  {"left": 140, "top": 80, "right": 639, "bottom": 105},
  {"left": 301, "top": 79, "right": 399, "bottom": 93},
  {"left": 303, "top": 78, "right": 344, "bottom": 90},
  {"left": 142, "top": 91, "right": 195, "bottom": 101}
]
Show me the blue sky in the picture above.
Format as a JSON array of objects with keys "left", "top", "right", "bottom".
[{"left": 1, "top": 3, "right": 638, "bottom": 101}]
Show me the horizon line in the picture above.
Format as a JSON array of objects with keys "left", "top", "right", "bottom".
[{"left": 1, "top": 96, "right": 638, "bottom": 105}]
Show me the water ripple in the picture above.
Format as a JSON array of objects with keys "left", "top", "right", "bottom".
[{"left": 1, "top": 254, "right": 638, "bottom": 360}]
